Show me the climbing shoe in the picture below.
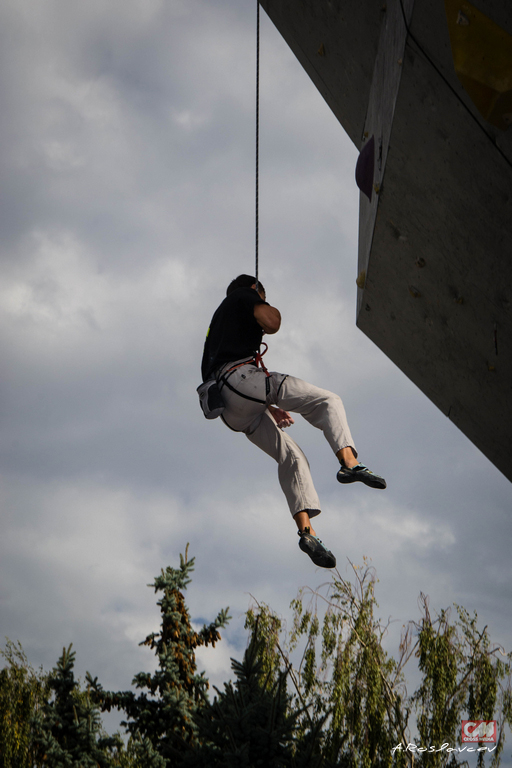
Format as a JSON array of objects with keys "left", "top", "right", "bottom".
[
  {"left": 298, "top": 528, "right": 336, "bottom": 569},
  {"left": 336, "top": 463, "right": 387, "bottom": 489}
]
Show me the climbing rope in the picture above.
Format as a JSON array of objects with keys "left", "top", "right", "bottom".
[{"left": 255, "top": 0, "right": 260, "bottom": 292}]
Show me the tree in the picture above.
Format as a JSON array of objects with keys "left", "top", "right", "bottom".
[
  {"left": 0, "top": 639, "right": 49, "bottom": 768},
  {"left": 4, "top": 553, "right": 511, "bottom": 768},
  {"left": 87, "top": 546, "right": 231, "bottom": 765},
  {"left": 246, "top": 566, "right": 407, "bottom": 768},
  {"left": 246, "top": 561, "right": 512, "bottom": 768},
  {"left": 31, "top": 643, "right": 122, "bottom": 767},
  {"left": 186, "top": 619, "right": 326, "bottom": 768},
  {"left": 412, "top": 597, "right": 512, "bottom": 768}
]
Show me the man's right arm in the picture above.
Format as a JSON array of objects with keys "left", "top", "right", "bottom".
[{"left": 254, "top": 303, "right": 281, "bottom": 334}]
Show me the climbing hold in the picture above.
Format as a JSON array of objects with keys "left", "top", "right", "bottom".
[
  {"left": 355, "top": 135, "right": 375, "bottom": 201},
  {"left": 445, "top": 0, "right": 512, "bottom": 130},
  {"left": 356, "top": 269, "right": 366, "bottom": 289}
]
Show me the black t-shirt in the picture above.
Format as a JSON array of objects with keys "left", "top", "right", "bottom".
[{"left": 201, "top": 287, "right": 267, "bottom": 381}]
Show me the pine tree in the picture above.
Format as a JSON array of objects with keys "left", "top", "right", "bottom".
[
  {"left": 31, "top": 644, "right": 120, "bottom": 767},
  {"left": 87, "top": 546, "right": 230, "bottom": 765},
  {"left": 186, "top": 626, "right": 301, "bottom": 768}
]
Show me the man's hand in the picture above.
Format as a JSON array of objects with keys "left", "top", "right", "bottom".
[{"left": 268, "top": 406, "right": 294, "bottom": 429}]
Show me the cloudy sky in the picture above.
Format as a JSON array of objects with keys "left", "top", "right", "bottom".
[{"left": 1, "top": 0, "right": 511, "bottom": 745}]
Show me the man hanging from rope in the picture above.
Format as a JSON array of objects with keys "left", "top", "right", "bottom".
[{"left": 200, "top": 274, "right": 387, "bottom": 569}]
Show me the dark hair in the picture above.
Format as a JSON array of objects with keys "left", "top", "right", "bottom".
[{"left": 226, "top": 274, "right": 265, "bottom": 296}]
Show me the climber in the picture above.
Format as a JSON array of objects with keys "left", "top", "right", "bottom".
[{"left": 200, "top": 274, "right": 387, "bottom": 569}]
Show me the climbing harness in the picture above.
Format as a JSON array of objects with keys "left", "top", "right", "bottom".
[
  {"left": 198, "top": 345, "right": 271, "bottom": 419},
  {"left": 216, "top": 343, "right": 271, "bottom": 407},
  {"left": 254, "top": 341, "right": 270, "bottom": 377}
]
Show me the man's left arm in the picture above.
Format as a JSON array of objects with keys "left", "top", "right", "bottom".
[{"left": 254, "top": 303, "right": 281, "bottom": 334}]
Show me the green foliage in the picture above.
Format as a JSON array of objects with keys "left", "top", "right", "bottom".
[
  {"left": 3, "top": 552, "right": 511, "bottom": 768},
  {"left": 31, "top": 643, "right": 123, "bottom": 767},
  {"left": 114, "top": 735, "right": 167, "bottom": 768},
  {"left": 0, "top": 639, "right": 49, "bottom": 768},
  {"left": 87, "top": 546, "right": 231, "bottom": 765},
  {"left": 186, "top": 628, "right": 294, "bottom": 767},
  {"left": 249, "top": 563, "right": 407, "bottom": 768},
  {"left": 246, "top": 561, "right": 512, "bottom": 768},
  {"left": 245, "top": 602, "right": 283, "bottom": 685},
  {"left": 412, "top": 598, "right": 512, "bottom": 768}
]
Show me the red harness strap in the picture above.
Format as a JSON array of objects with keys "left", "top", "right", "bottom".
[
  {"left": 219, "top": 343, "right": 271, "bottom": 381},
  {"left": 254, "top": 342, "right": 271, "bottom": 377}
]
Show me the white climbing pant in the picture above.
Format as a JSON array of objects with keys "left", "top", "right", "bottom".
[{"left": 217, "top": 360, "right": 357, "bottom": 518}]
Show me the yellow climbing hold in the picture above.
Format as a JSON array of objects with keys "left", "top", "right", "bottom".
[{"left": 444, "top": 0, "right": 512, "bottom": 130}]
